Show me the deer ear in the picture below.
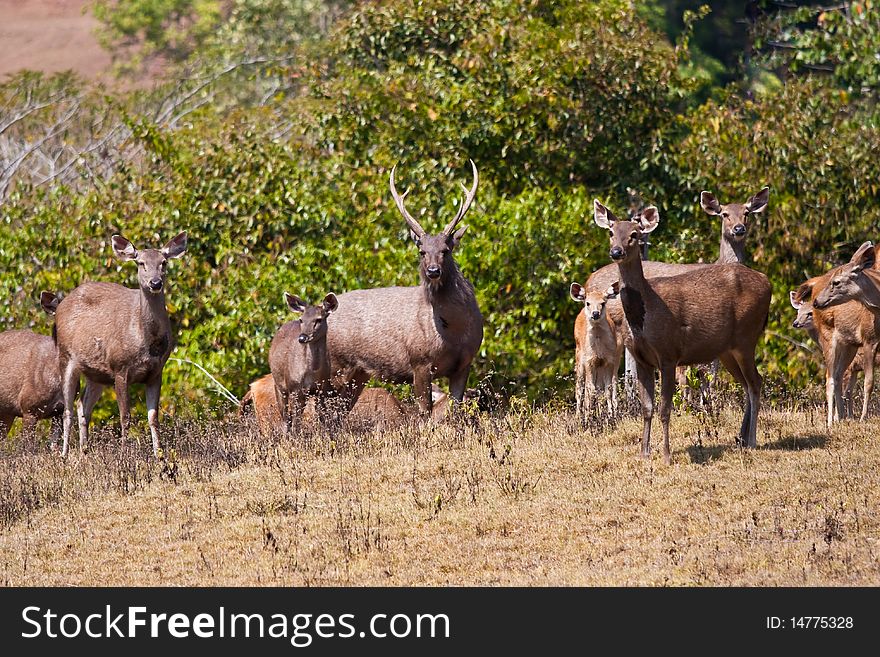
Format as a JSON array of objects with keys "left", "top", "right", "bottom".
[
  {"left": 593, "top": 200, "right": 616, "bottom": 229},
  {"left": 789, "top": 290, "right": 803, "bottom": 310},
  {"left": 638, "top": 206, "right": 660, "bottom": 233},
  {"left": 162, "top": 231, "right": 188, "bottom": 259},
  {"left": 111, "top": 235, "right": 138, "bottom": 261},
  {"left": 284, "top": 293, "right": 307, "bottom": 314},
  {"left": 40, "top": 291, "right": 61, "bottom": 315},
  {"left": 700, "top": 191, "right": 721, "bottom": 216},
  {"left": 451, "top": 224, "right": 468, "bottom": 248},
  {"left": 746, "top": 187, "right": 770, "bottom": 213},
  {"left": 569, "top": 283, "right": 585, "bottom": 303},
  {"left": 322, "top": 293, "right": 339, "bottom": 314},
  {"left": 850, "top": 241, "right": 875, "bottom": 272},
  {"left": 605, "top": 282, "right": 620, "bottom": 300}
]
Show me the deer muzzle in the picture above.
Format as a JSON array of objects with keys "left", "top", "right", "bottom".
[
  {"left": 732, "top": 224, "right": 747, "bottom": 237},
  {"left": 609, "top": 246, "right": 625, "bottom": 261},
  {"left": 298, "top": 334, "right": 311, "bottom": 344},
  {"left": 149, "top": 278, "right": 164, "bottom": 292},
  {"left": 426, "top": 265, "right": 442, "bottom": 280}
]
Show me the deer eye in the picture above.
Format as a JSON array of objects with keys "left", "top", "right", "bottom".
[
  {"left": 419, "top": 250, "right": 426, "bottom": 256},
  {"left": 722, "top": 212, "right": 729, "bottom": 218}
]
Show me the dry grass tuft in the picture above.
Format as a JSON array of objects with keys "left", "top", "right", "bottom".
[{"left": 1, "top": 393, "right": 879, "bottom": 586}]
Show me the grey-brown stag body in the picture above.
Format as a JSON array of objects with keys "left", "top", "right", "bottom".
[
  {"left": 0, "top": 329, "right": 63, "bottom": 439},
  {"left": 327, "top": 160, "right": 483, "bottom": 416}
]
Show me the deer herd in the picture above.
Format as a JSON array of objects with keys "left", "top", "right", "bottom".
[{"left": 0, "top": 160, "right": 877, "bottom": 464}]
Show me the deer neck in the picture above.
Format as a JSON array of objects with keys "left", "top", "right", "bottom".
[
  {"left": 615, "top": 254, "right": 650, "bottom": 334},
  {"left": 857, "top": 270, "right": 880, "bottom": 310},
  {"left": 306, "top": 339, "right": 328, "bottom": 371},
  {"left": 138, "top": 289, "right": 169, "bottom": 341},
  {"left": 717, "top": 233, "right": 745, "bottom": 264}
]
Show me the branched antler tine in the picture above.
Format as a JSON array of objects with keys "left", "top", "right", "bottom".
[
  {"left": 389, "top": 165, "right": 425, "bottom": 237},
  {"left": 444, "top": 158, "right": 479, "bottom": 235}
]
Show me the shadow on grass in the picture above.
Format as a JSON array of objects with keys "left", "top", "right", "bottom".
[
  {"left": 760, "top": 432, "right": 827, "bottom": 451},
  {"left": 685, "top": 432, "right": 828, "bottom": 464}
]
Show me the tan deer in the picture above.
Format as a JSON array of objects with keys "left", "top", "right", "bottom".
[
  {"left": 586, "top": 187, "right": 770, "bottom": 401},
  {"left": 0, "top": 292, "right": 65, "bottom": 443},
  {"left": 569, "top": 282, "right": 624, "bottom": 423},
  {"left": 54, "top": 232, "right": 187, "bottom": 457},
  {"left": 812, "top": 242, "right": 880, "bottom": 424},
  {"left": 790, "top": 284, "right": 877, "bottom": 423},
  {"left": 269, "top": 292, "right": 338, "bottom": 432},
  {"left": 594, "top": 200, "right": 771, "bottom": 462},
  {"left": 240, "top": 374, "right": 405, "bottom": 434},
  {"left": 326, "top": 161, "right": 483, "bottom": 417}
]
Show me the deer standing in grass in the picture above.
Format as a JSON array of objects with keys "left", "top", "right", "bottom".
[
  {"left": 569, "top": 282, "right": 623, "bottom": 422},
  {"left": 594, "top": 201, "right": 771, "bottom": 462},
  {"left": 0, "top": 292, "right": 65, "bottom": 443},
  {"left": 268, "top": 292, "right": 338, "bottom": 432},
  {"left": 812, "top": 242, "right": 880, "bottom": 424},
  {"left": 54, "top": 232, "right": 187, "bottom": 457},
  {"left": 790, "top": 275, "right": 879, "bottom": 425},
  {"left": 586, "top": 187, "right": 769, "bottom": 403},
  {"left": 326, "top": 160, "right": 483, "bottom": 417}
]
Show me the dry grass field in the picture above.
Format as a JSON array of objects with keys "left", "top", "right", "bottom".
[{"left": 1, "top": 391, "right": 878, "bottom": 587}]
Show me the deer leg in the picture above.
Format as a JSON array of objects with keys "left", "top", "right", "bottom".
[
  {"left": 60, "top": 362, "right": 79, "bottom": 457},
  {"left": 114, "top": 374, "right": 131, "bottom": 445},
  {"left": 719, "top": 353, "right": 748, "bottom": 445},
  {"left": 574, "top": 362, "right": 585, "bottom": 426},
  {"left": 145, "top": 377, "right": 162, "bottom": 457},
  {"left": 830, "top": 344, "right": 857, "bottom": 425},
  {"left": 413, "top": 366, "right": 434, "bottom": 417},
  {"left": 20, "top": 414, "right": 38, "bottom": 451},
  {"left": 732, "top": 350, "right": 762, "bottom": 449},
  {"left": 448, "top": 366, "right": 471, "bottom": 405},
  {"left": 76, "top": 379, "right": 104, "bottom": 455},
  {"left": 290, "top": 391, "right": 307, "bottom": 431},
  {"left": 860, "top": 344, "right": 877, "bottom": 421},
  {"left": 634, "top": 361, "right": 655, "bottom": 459},
  {"left": 49, "top": 416, "right": 62, "bottom": 451},
  {"left": 275, "top": 385, "right": 290, "bottom": 434},
  {"left": 658, "top": 366, "right": 677, "bottom": 465}
]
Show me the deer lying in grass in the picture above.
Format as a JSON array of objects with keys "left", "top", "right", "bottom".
[
  {"left": 269, "top": 292, "right": 338, "bottom": 433},
  {"left": 790, "top": 284, "right": 878, "bottom": 423},
  {"left": 0, "top": 292, "right": 65, "bottom": 443},
  {"left": 326, "top": 161, "right": 483, "bottom": 417},
  {"left": 586, "top": 187, "right": 770, "bottom": 403},
  {"left": 240, "top": 374, "right": 405, "bottom": 434},
  {"left": 54, "top": 232, "right": 187, "bottom": 457},
  {"left": 594, "top": 200, "right": 771, "bottom": 462},
  {"left": 812, "top": 242, "right": 880, "bottom": 424},
  {"left": 569, "top": 282, "right": 624, "bottom": 423}
]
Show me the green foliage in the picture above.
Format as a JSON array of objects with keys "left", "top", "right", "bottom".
[{"left": 755, "top": 1, "right": 880, "bottom": 95}]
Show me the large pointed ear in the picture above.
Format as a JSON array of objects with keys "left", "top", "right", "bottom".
[
  {"left": 40, "top": 291, "right": 61, "bottom": 315},
  {"left": 700, "top": 191, "right": 722, "bottom": 215},
  {"left": 605, "top": 282, "right": 620, "bottom": 300},
  {"left": 284, "top": 292, "right": 308, "bottom": 314},
  {"left": 322, "top": 293, "right": 339, "bottom": 314},
  {"left": 111, "top": 235, "right": 138, "bottom": 261},
  {"left": 794, "top": 281, "right": 814, "bottom": 304},
  {"left": 638, "top": 206, "right": 660, "bottom": 234},
  {"left": 746, "top": 186, "right": 770, "bottom": 213},
  {"left": 450, "top": 224, "right": 468, "bottom": 249},
  {"left": 789, "top": 290, "right": 803, "bottom": 310},
  {"left": 850, "top": 241, "right": 875, "bottom": 272},
  {"left": 162, "top": 231, "right": 188, "bottom": 259},
  {"left": 569, "top": 282, "right": 585, "bottom": 303},
  {"left": 594, "top": 200, "right": 617, "bottom": 229}
]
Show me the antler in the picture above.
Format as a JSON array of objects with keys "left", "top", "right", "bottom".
[
  {"left": 389, "top": 165, "right": 426, "bottom": 238},
  {"left": 443, "top": 159, "right": 479, "bottom": 235}
]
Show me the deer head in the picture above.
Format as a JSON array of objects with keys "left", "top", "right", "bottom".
[
  {"left": 285, "top": 292, "right": 338, "bottom": 344},
  {"left": 700, "top": 187, "right": 769, "bottom": 244},
  {"left": 814, "top": 242, "right": 876, "bottom": 309},
  {"left": 593, "top": 200, "right": 660, "bottom": 263},
  {"left": 40, "top": 291, "right": 61, "bottom": 315},
  {"left": 389, "top": 160, "right": 478, "bottom": 288},
  {"left": 112, "top": 232, "right": 188, "bottom": 295},
  {"left": 570, "top": 282, "right": 618, "bottom": 322},
  {"left": 789, "top": 287, "right": 814, "bottom": 330}
]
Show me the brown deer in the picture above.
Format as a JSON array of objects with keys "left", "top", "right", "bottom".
[
  {"left": 240, "top": 374, "right": 405, "bottom": 434},
  {"left": 594, "top": 200, "right": 771, "bottom": 462},
  {"left": 54, "top": 232, "right": 187, "bottom": 457},
  {"left": 790, "top": 284, "right": 876, "bottom": 423},
  {"left": 269, "top": 292, "right": 338, "bottom": 432},
  {"left": 569, "top": 282, "right": 624, "bottom": 422},
  {"left": 326, "top": 161, "right": 483, "bottom": 417},
  {"left": 0, "top": 292, "right": 65, "bottom": 443},
  {"left": 586, "top": 188, "right": 769, "bottom": 400}
]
